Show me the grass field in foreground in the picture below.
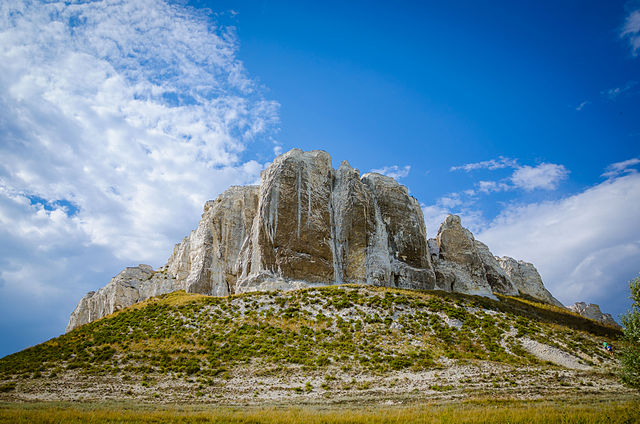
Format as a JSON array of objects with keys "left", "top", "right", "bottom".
[{"left": 1, "top": 398, "right": 639, "bottom": 424}]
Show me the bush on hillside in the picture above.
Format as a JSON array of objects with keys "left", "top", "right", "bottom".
[{"left": 621, "top": 273, "right": 640, "bottom": 389}]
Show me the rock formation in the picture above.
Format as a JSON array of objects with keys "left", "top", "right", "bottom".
[
  {"left": 66, "top": 264, "right": 176, "bottom": 332},
  {"left": 496, "top": 257, "right": 564, "bottom": 308},
  {"left": 568, "top": 302, "right": 620, "bottom": 328},
  {"left": 67, "top": 149, "right": 564, "bottom": 332},
  {"left": 428, "top": 215, "right": 518, "bottom": 298}
]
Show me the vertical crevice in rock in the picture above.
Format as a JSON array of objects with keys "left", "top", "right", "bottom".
[
  {"left": 296, "top": 162, "right": 302, "bottom": 239},
  {"left": 328, "top": 180, "right": 339, "bottom": 284},
  {"left": 329, "top": 170, "right": 343, "bottom": 284},
  {"left": 361, "top": 172, "right": 435, "bottom": 290},
  {"left": 268, "top": 182, "right": 279, "bottom": 244},
  {"left": 364, "top": 187, "right": 391, "bottom": 285}
]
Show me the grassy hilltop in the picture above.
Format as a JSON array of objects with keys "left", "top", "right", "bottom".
[{"left": 0, "top": 285, "right": 638, "bottom": 422}]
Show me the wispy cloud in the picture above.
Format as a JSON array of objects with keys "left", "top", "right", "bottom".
[
  {"left": 575, "top": 100, "right": 590, "bottom": 111},
  {"left": 476, "top": 180, "right": 511, "bottom": 194},
  {"left": 423, "top": 158, "right": 570, "bottom": 235},
  {"left": 0, "top": 0, "right": 278, "bottom": 354},
  {"left": 602, "top": 81, "right": 638, "bottom": 100},
  {"left": 370, "top": 165, "right": 411, "bottom": 179},
  {"left": 621, "top": 9, "right": 640, "bottom": 56},
  {"left": 602, "top": 157, "right": 640, "bottom": 178},
  {"left": 450, "top": 156, "right": 517, "bottom": 172},
  {"left": 451, "top": 157, "right": 568, "bottom": 192}
]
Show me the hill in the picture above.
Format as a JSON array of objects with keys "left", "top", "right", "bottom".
[
  {"left": 67, "top": 149, "right": 570, "bottom": 332},
  {"left": 0, "top": 285, "right": 631, "bottom": 404}
]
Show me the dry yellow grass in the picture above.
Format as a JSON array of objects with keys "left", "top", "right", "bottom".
[{"left": 1, "top": 399, "right": 639, "bottom": 424}]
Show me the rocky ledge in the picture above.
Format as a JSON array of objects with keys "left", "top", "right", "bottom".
[
  {"left": 68, "top": 149, "right": 564, "bottom": 332},
  {"left": 568, "top": 302, "right": 621, "bottom": 328}
]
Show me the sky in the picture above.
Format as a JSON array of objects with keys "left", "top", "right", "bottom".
[{"left": 0, "top": 0, "right": 639, "bottom": 358}]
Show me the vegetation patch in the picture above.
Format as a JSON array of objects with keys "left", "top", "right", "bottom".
[
  {"left": 0, "top": 285, "right": 627, "bottom": 403},
  {"left": 0, "top": 399, "right": 638, "bottom": 423}
]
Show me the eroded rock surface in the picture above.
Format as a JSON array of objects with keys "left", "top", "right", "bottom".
[
  {"left": 239, "top": 150, "right": 336, "bottom": 286},
  {"left": 168, "top": 185, "right": 259, "bottom": 296},
  {"left": 67, "top": 149, "right": 562, "bottom": 331},
  {"left": 67, "top": 150, "right": 438, "bottom": 331},
  {"left": 497, "top": 257, "right": 564, "bottom": 307},
  {"left": 432, "top": 215, "right": 495, "bottom": 297},
  {"left": 568, "top": 302, "right": 620, "bottom": 328},
  {"left": 474, "top": 241, "right": 518, "bottom": 296},
  {"left": 66, "top": 265, "right": 170, "bottom": 332},
  {"left": 429, "top": 215, "right": 520, "bottom": 298}
]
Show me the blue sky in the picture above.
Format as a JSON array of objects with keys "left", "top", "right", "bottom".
[{"left": 0, "top": 0, "right": 639, "bottom": 357}]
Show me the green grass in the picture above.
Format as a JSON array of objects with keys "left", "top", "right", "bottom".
[
  {"left": 0, "top": 285, "right": 623, "bottom": 384},
  {"left": 0, "top": 398, "right": 638, "bottom": 423}
]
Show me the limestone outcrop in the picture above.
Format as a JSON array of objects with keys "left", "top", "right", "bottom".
[
  {"left": 66, "top": 265, "right": 177, "bottom": 332},
  {"left": 66, "top": 149, "right": 563, "bottom": 332},
  {"left": 497, "top": 257, "right": 564, "bottom": 307},
  {"left": 568, "top": 302, "right": 620, "bottom": 328},
  {"left": 430, "top": 215, "right": 495, "bottom": 297},
  {"left": 428, "top": 216, "right": 527, "bottom": 299},
  {"left": 166, "top": 185, "right": 260, "bottom": 296}
]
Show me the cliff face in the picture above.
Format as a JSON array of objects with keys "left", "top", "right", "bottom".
[
  {"left": 497, "top": 257, "right": 564, "bottom": 307},
  {"left": 568, "top": 302, "right": 621, "bottom": 328},
  {"left": 67, "top": 149, "right": 564, "bottom": 332}
]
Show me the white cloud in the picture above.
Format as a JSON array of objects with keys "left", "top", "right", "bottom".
[
  {"left": 421, "top": 204, "right": 451, "bottom": 237},
  {"left": 422, "top": 159, "right": 639, "bottom": 319},
  {"left": 438, "top": 193, "right": 464, "bottom": 208},
  {"left": 423, "top": 158, "right": 571, "bottom": 250},
  {"left": 450, "top": 157, "right": 569, "bottom": 194},
  {"left": 476, "top": 180, "right": 511, "bottom": 194},
  {"left": 621, "top": 9, "right": 640, "bottom": 56},
  {"left": 602, "top": 81, "right": 638, "bottom": 100},
  {"left": 421, "top": 201, "right": 487, "bottom": 238},
  {"left": 370, "top": 165, "right": 411, "bottom": 179},
  {"left": 452, "top": 157, "right": 568, "bottom": 191},
  {"left": 575, "top": 100, "right": 590, "bottom": 111},
  {"left": 510, "top": 163, "right": 569, "bottom": 191},
  {"left": 477, "top": 173, "right": 640, "bottom": 314},
  {"left": 0, "top": 0, "right": 278, "bottom": 354},
  {"left": 450, "top": 156, "right": 517, "bottom": 172},
  {"left": 602, "top": 157, "right": 640, "bottom": 178}
]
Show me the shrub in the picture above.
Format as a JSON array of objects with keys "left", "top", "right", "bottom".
[
  {"left": 621, "top": 274, "right": 640, "bottom": 389},
  {"left": 0, "top": 382, "right": 16, "bottom": 392}
]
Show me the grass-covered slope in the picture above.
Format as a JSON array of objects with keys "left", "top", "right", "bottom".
[{"left": 0, "top": 285, "right": 629, "bottom": 403}]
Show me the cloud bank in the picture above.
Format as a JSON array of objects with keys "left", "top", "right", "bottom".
[
  {"left": 0, "top": 0, "right": 278, "bottom": 356},
  {"left": 477, "top": 172, "right": 640, "bottom": 316},
  {"left": 424, "top": 158, "right": 640, "bottom": 320}
]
